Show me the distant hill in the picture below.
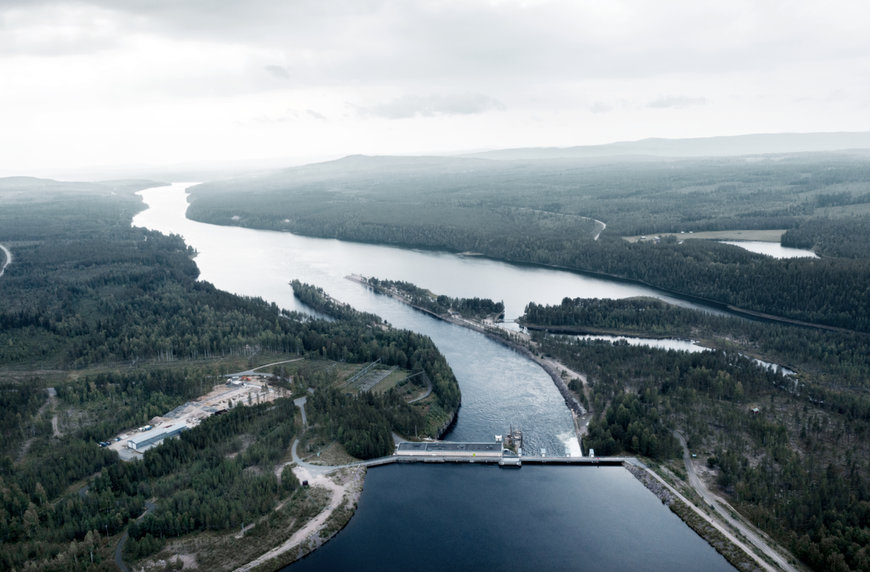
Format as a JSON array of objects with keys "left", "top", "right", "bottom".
[{"left": 464, "top": 132, "right": 870, "bottom": 160}]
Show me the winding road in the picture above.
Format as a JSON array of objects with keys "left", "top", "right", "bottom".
[
  {"left": 0, "top": 243, "right": 11, "bottom": 279},
  {"left": 235, "top": 396, "right": 367, "bottom": 572}
]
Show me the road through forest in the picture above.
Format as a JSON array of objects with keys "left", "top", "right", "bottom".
[{"left": 0, "top": 243, "right": 11, "bottom": 279}]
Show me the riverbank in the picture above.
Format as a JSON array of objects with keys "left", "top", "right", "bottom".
[
  {"left": 348, "top": 273, "right": 797, "bottom": 570},
  {"left": 235, "top": 465, "right": 365, "bottom": 571},
  {"left": 348, "top": 274, "right": 589, "bottom": 442},
  {"left": 625, "top": 463, "right": 771, "bottom": 572}
]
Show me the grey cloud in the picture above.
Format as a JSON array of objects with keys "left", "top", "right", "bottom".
[
  {"left": 590, "top": 101, "right": 614, "bottom": 114},
  {"left": 264, "top": 65, "right": 291, "bottom": 80},
  {"left": 361, "top": 93, "right": 505, "bottom": 119},
  {"left": 647, "top": 96, "right": 707, "bottom": 109},
  {"left": 0, "top": 2, "right": 123, "bottom": 56},
  {"left": 4, "top": 0, "right": 869, "bottom": 98}
]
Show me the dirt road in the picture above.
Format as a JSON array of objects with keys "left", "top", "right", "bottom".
[
  {"left": 0, "top": 243, "right": 11, "bottom": 279},
  {"left": 674, "top": 432, "right": 799, "bottom": 572},
  {"left": 233, "top": 405, "right": 366, "bottom": 571}
]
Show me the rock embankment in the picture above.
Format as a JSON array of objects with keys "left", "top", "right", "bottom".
[{"left": 626, "top": 463, "right": 674, "bottom": 506}]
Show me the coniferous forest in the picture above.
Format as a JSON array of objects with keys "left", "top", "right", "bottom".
[
  {"left": 184, "top": 150, "right": 870, "bottom": 571},
  {"left": 187, "top": 153, "right": 870, "bottom": 332},
  {"left": 4, "top": 146, "right": 870, "bottom": 570},
  {"left": 524, "top": 298, "right": 870, "bottom": 570},
  {"left": 0, "top": 177, "right": 460, "bottom": 570}
]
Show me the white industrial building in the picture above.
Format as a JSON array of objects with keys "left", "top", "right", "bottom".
[{"left": 127, "top": 424, "right": 188, "bottom": 452}]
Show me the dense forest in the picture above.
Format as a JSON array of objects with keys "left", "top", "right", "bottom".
[
  {"left": 0, "top": 177, "right": 461, "bottom": 569},
  {"left": 289, "top": 280, "right": 461, "bottom": 418},
  {"left": 523, "top": 297, "right": 870, "bottom": 571},
  {"left": 522, "top": 297, "right": 870, "bottom": 391},
  {"left": 187, "top": 153, "right": 870, "bottom": 332}
]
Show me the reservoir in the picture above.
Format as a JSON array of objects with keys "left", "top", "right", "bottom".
[
  {"left": 133, "top": 183, "right": 735, "bottom": 569},
  {"left": 287, "top": 464, "right": 733, "bottom": 572}
]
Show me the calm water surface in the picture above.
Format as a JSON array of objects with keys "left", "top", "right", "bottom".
[
  {"left": 720, "top": 240, "right": 817, "bottom": 259},
  {"left": 287, "top": 465, "right": 733, "bottom": 572}
]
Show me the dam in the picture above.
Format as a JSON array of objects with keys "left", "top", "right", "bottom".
[{"left": 388, "top": 441, "right": 625, "bottom": 468}]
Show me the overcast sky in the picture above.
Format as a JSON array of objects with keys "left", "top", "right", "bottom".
[{"left": 3, "top": 0, "right": 870, "bottom": 177}]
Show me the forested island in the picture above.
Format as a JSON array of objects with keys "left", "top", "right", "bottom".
[
  {"left": 350, "top": 275, "right": 504, "bottom": 322},
  {"left": 0, "top": 178, "right": 460, "bottom": 570}
]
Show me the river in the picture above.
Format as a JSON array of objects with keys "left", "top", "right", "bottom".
[
  {"left": 132, "top": 183, "right": 721, "bottom": 453},
  {"left": 132, "top": 182, "right": 735, "bottom": 570}
]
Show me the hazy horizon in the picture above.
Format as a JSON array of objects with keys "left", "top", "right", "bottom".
[{"left": 3, "top": 1, "right": 870, "bottom": 179}]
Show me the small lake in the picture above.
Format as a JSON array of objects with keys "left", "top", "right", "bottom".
[
  {"left": 286, "top": 464, "right": 734, "bottom": 572},
  {"left": 572, "top": 335, "right": 707, "bottom": 353},
  {"left": 566, "top": 335, "right": 794, "bottom": 377},
  {"left": 720, "top": 240, "right": 817, "bottom": 259}
]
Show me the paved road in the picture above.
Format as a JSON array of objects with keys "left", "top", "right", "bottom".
[
  {"left": 0, "top": 243, "right": 11, "bottom": 279},
  {"left": 406, "top": 372, "right": 432, "bottom": 403},
  {"left": 115, "top": 501, "right": 156, "bottom": 572},
  {"left": 674, "top": 432, "right": 797, "bottom": 572},
  {"left": 294, "top": 396, "right": 308, "bottom": 429}
]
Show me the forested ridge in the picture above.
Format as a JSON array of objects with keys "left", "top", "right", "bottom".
[
  {"left": 0, "top": 177, "right": 461, "bottom": 569},
  {"left": 522, "top": 297, "right": 870, "bottom": 391},
  {"left": 187, "top": 153, "right": 870, "bottom": 332},
  {"left": 524, "top": 297, "right": 870, "bottom": 571}
]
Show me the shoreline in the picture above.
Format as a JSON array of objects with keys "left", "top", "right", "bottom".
[
  {"left": 347, "top": 274, "right": 590, "bottom": 443},
  {"left": 186, "top": 211, "right": 855, "bottom": 334},
  {"left": 347, "top": 273, "right": 792, "bottom": 571},
  {"left": 234, "top": 465, "right": 366, "bottom": 571}
]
